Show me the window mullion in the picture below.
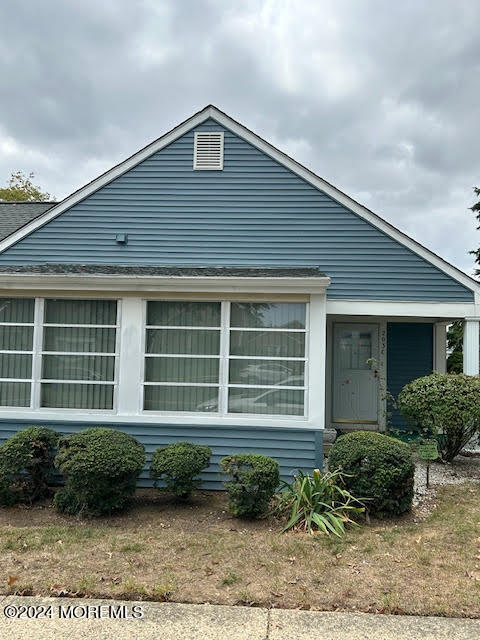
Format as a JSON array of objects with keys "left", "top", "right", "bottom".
[
  {"left": 31, "top": 298, "right": 44, "bottom": 409},
  {"left": 218, "top": 301, "right": 230, "bottom": 415}
]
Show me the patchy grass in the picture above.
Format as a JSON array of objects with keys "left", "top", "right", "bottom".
[
  {"left": 222, "top": 570, "right": 241, "bottom": 586},
  {"left": 0, "top": 484, "right": 479, "bottom": 616}
]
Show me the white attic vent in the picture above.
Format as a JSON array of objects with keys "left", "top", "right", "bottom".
[{"left": 194, "top": 132, "right": 224, "bottom": 170}]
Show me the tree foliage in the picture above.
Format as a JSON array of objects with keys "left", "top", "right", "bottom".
[
  {"left": 470, "top": 186, "right": 480, "bottom": 275},
  {"left": 0, "top": 171, "right": 52, "bottom": 202},
  {"left": 447, "top": 320, "right": 464, "bottom": 373},
  {"left": 446, "top": 188, "right": 480, "bottom": 373}
]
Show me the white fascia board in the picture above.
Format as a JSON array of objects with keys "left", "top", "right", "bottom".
[
  {"left": 327, "top": 298, "right": 478, "bottom": 318},
  {"left": 0, "top": 274, "right": 331, "bottom": 295},
  {"left": 0, "top": 103, "right": 478, "bottom": 297}
]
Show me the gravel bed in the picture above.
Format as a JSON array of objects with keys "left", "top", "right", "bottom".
[{"left": 414, "top": 454, "right": 480, "bottom": 507}]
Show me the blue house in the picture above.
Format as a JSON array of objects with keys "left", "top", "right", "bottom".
[{"left": 0, "top": 105, "right": 478, "bottom": 486}]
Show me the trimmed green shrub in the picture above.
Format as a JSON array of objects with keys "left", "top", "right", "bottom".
[
  {"left": 220, "top": 453, "right": 280, "bottom": 518},
  {"left": 0, "top": 427, "right": 59, "bottom": 506},
  {"left": 397, "top": 373, "right": 480, "bottom": 462},
  {"left": 54, "top": 428, "right": 145, "bottom": 516},
  {"left": 328, "top": 431, "right": 414, "bottom": 517},
  {"left": 150, "top": 441, "right": 211, "bottom": 498}
]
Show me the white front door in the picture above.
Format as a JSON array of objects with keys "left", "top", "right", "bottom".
[{"left": 332, "top": 323, "right": 379, "bottom": 424}]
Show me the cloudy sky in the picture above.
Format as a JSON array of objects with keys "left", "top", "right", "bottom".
[{"left": 0, "top": 0, "right": 479, "bottom": 274}]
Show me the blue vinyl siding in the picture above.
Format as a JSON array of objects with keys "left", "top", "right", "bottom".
[
  {"left": 387, "top": 322, "right": 434, "bottom": 430},
  {"left": 0, "top": 119, "right": 472, "bottom": 302},
  {"left": 0, "top": 419, "right": 323, "bottom": 489}
]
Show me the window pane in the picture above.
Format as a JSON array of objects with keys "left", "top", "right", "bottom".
[
  {"left": 41, "top": 383, "right": 114, "bottom": 409},
  {"left": 228, "top": 387, "right": 304, "bottom": 415},
  {"left": 229, "top": 359, "right": 304, "bottom": 386},
  {"left": 147, "top": 301, "right": 221, "bottom": 327},
  {"left": 0, "top": 298, "right": 34, "bottom": 323},
  {"left": 45, "top": 299, "right": 117, "bottom": 325},
  {"left": 146, "top": 329, "right": 220, "bottom": 355},
  {"left": 230, "top": 330, "right": 305, "bottom": 358},
  {"left": 42, "top": 355, "right": 115, "bottom": 381},
  {"left": 43, "top": 327, "right": 116, "bottom": 353},
  {"left": 145, "top": 357, "right": 219, "bottom": 383},
  {"left": 0, "top": 354, "right": 32, "bottom": 379},
  {"left": 144, "top": 385, "right": 218, "bottom": 412},
  {"left": 230, "top": 303, "right": 306, "bottom": 329},
  {"left": 0, "top": 382, "right": 31, "bottom": 406},
  {"left": 0, "top": 326, "right": 33, "bottom": 351}
]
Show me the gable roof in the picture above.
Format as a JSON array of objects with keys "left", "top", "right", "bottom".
[
  {"left": 0, "top": 202, "right": 56, "bottom": 241},
  {"left": 0, "top": 105, "right": 477, "bottom": 296}
]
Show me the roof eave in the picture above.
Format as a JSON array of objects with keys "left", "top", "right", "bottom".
[{"left": 0, "top": 272, "right": 331, "bottom": 295}]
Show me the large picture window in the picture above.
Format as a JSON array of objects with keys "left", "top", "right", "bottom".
[
  {"left": 0, "top": 298, "right": 35, "bottom": 407},
  {"left": 143, "top": 301, "right": 307, "bottom": 416},
  {"left": 228, "top": 302, "right": 306, "bottom": 416},
  {"left": 0, "top": 297, "right": 118, "bottom": 411},
  {"left": 40, "top": 299, "right": 118, "bottom": 409},
  {"left": 0, "top": 297, "right": 308, "bottom": 418},
  {"left": 144, "top": 301, "right": 221, "bottom": 412}
]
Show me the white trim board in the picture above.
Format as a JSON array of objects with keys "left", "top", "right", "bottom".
[
  {"left": 0, "top": 274, "right": 331, "bottom": 294},
  {"left": 326, "top": 299, "right": 479, "bottom": 319},
  {"left": 0, "top": 104, "right": 478, "bottom": 297}
]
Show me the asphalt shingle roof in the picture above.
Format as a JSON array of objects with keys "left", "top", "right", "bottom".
[
  {"left": 0, "top": 202, "right": 57, "bottom": 241},
  {"left": 0, "top": 265, "right": 326, "bottom": 278}
]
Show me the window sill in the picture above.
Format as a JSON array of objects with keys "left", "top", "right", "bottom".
[{"left": 0, "top": 407, "right": 316, "bottom": 429}]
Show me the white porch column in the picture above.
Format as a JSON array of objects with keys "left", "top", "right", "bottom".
[
  {"left": 308, "top": 293, "right": 327, "bottom": 429},
  {"left": 434, "top": 322, "right": 447, "bottom": 374},
  {"left": 463, "top": 317, "right": 480, "bottom": 375}
]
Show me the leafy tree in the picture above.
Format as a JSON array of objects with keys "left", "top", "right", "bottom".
[
  {"left": 0, "top": 171, "right": 52, "bottom": 202},
  {"left": 471, "top": 186, "right": 480, "bottom": 275},
  {"left": 446, "top": 188, "right": 480, "bottom": 372},
  {"left": 447, "top": 320, "right": 464, "bottom": 373}
]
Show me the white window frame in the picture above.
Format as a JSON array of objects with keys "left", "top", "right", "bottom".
[
  {"left": 0, "top": 290, "right": 328, "bottom": 429},
  {"left": 141, "top": 299, "right": 309, "bottom": 419},
  {"left": 0, "top": 297, "right": 120, "bottom": 413},
  {"left": 0, "top": 298, "right": 36, "bottom": 407}
]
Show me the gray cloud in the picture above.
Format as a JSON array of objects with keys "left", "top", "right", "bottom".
[{"left": 0, "top": 0, "right": 479, "bottom": 273}]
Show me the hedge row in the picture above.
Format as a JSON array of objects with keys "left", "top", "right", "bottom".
[
  {"left": 0, "top": 428, "right": 280, "bottom": 518},
  {"left": 0, "top": 426, "right": 417, "bottom": 520}
]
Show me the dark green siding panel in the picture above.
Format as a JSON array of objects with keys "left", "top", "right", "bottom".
[
  {"left": 387, "top": 323, "right": 434, "bottom": 429},
  {"left": 0, "top": 119, "right": 472, "bottom": 302},
  {"left": 0, "top": 420, "right": 323, "bottom": 489}
]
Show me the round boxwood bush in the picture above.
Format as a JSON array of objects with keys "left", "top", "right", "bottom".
[
  {"left": 397, "top": 373, "right": 480, "bottom": 462},
  {"left": 54, "top": 428, "right": 145, "bottom": 516},
  {"left": 328, "top": 431, "right": 414, "bottom": 518},
  {"left": 220, "top": 453, "right": 280, "bottom": 518},
  {"left": 150, "top": 441, "right": 212, "bottom": 499},
  {"left": 0, "top": 426, "right": 59, "bottom": 506}
]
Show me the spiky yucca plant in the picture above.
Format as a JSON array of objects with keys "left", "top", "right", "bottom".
[{"left": 276, "top": 468, "right": 364, "bottom": 537}]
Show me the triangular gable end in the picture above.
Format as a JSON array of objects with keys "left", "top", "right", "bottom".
[{"left": 0, "top": 105, "right": 476, "bottom": 301}]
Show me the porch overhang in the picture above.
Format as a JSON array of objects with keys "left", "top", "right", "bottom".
[
  {"left": 326, "top": 298, "right": 478, "bottom": 320},
  {"left": 0, "top": 265, "right": 331, "bottom": 295}
]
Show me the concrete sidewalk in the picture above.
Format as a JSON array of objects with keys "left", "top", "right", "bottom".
[{"left": 0, "top": 596, "right": 479, "bottom": 640}]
